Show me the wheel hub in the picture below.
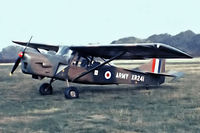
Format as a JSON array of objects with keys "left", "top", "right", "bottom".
[
  {"left": 44, "top": 88, "right": 48, "bottom": 92},
  {"left": 70, "top": 91, "right": 76, "bottom": 97}
]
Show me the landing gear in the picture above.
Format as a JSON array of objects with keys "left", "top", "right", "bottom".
[
  {"left": 39, "top": 79, "right": 79, "bottom": 99},
  {"left": 39, "top": 83, "right": 53, "bottom": 95},
  {"left": 64, "top": 87, "right": 79, "bottom": 99}
]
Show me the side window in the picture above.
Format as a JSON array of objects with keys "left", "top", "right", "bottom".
[
  {"left": 80, "top": 59, "right": 88, "bottom": 67},
  {"left": 70, "top": 54, "right": 92, "bottom": 68},
  {"left": 70, "top": 53, "right": 80, "bottom": 66},
  {"left": 91, "top": 61, "right": 100, "bottom": 67},
  {"left": 78, "top": 57, "right": 88, "bottom": 68}
]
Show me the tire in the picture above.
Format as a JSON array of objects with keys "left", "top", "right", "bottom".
[
  {"left": 39, "top": 83, "right": 53, "bottom": 95},
  {"left": 64, "top": 87, "right": 79, "bottom": 99}
]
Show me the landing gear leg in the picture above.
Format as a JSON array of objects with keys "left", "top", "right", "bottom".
[
  {"left": 39, "top": 78, "right": 55, "bottom": 95},
  {"left": 64, "top": 79, "right": 79, "bottom": 99}
]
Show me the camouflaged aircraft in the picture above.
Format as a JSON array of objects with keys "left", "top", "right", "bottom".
[{"left": 10, "top": 37, "right": 192, "bottom": 99}]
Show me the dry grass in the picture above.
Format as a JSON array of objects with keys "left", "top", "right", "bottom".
[{"left": 0, "top": 58, "right": 200, "bottom": 133}]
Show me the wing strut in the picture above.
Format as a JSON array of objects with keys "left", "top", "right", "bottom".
[{"left": 72, "top": 51, "right": 126, "bottom": 82}]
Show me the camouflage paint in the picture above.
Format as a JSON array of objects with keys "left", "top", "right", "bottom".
[{"left": 21, "top": 51, "right": 165, "bottom": 86}]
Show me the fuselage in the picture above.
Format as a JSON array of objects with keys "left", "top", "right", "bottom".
[{"left": 20, "top": 49, "right": 165, "bottom": 86}]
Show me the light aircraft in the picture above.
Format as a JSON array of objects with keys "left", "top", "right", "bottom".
[{"left": 10, "top": 37, "right": 192, "bottom": 99}]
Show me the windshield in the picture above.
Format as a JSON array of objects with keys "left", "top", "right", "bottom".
[{"left": 57, "top": 46, "right": 73, "bottom": 61}]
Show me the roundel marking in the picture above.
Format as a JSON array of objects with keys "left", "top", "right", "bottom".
[{"left": 105, "top": 71, "right": 111, "bottom": 79}]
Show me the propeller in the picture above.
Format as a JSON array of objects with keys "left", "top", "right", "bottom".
[{"left": 10, "top": 36, "right": 33, "bottom": 76}]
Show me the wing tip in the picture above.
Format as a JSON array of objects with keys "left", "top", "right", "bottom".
[
  {"left": 181, "top": 52, "right": 193, "bottom": 58},
  {"left": 186, "top": 55, "right": 193, "bottom": 58},
  {"left": 12, "top": 40, "right": 27, "bottom": 44},
  {"left": 12, "top": 40, "right": 17, "bottom": 43}
]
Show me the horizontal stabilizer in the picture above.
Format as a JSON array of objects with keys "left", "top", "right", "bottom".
[
  {"left": 145, "top": 70, "right": 184, "bottom": 82},
  {"left": 130, "top": 69, "right": 183, "bottom": 78},
  {"left": 145, "top": 72, "right": 176, "bottom": 77},
  {"left": 167, "top": 70, "right": 184, "bottom": 82}
]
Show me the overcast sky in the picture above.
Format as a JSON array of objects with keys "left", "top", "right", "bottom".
[{"left": 1, "top": 0, "right": 200, "bottom": 50}]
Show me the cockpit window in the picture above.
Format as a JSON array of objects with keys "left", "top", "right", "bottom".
[
  {"left": 57, "top": 46, "right": 73, "bottom": 62},
  {"left": 47, "top": 51, "right": 56, "bottom": 55},
  {"left": 57, "top": 47, "right": 70, "bottom": 55}
]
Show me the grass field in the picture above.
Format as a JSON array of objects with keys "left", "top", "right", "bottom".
[{"left": 0, "top": 59, "right": 200, "bottom": 133}]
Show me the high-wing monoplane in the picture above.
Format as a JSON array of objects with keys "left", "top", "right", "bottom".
[{"left": 10, "top": 38, "right": 192, "bottom": 99}]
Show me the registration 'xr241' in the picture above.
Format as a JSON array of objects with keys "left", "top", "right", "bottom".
[{"left": 131, "top": 75, "right": 145, "bottom": 82}]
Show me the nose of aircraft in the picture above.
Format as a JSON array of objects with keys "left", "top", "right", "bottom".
[
  {"left": 10, "top": 36, "right": 33, "bottom": 75},
  {"left": 10, "top": 51, "right": 25, "bottom": 75}
]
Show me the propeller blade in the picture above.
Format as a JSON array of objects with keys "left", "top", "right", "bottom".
[
  {"left": 10, "top": 36, "right": 33, "bottom": 76},
  {"left": 23, "top": 36, "right": 33, "bottom": 54},
  {"left": 10, "top": 57, "right": 21, "bottom": 75}
]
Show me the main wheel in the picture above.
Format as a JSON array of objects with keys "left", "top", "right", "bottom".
[
  {"left": 39, "top": 83, "right": 53, "bottom": 95},
  {"left": 64, "top": 87, "right": 79, "bottom": 99}
]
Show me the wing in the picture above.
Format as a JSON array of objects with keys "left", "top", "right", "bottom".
[
  {"left": 13, "top": 41, "right": 192, "bottom": 59},
  {"left": 69, "top": 43, "right": 192, "bottom": 59},
  {"left": 12, "top": 41, "right": 59, "bottom": 52}
]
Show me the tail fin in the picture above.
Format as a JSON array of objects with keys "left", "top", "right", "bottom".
[
  {"left": 151, "top": 58, "right": 165, "bottom": 73},
  {"left": 137, "top": 58, "right": 165, "bottom": 73}
]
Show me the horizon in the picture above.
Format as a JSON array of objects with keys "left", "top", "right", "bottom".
[
  {"left": 0, "top": 29, "right": 198, "bottom": 51},
  {"left": 1, "top": 30, "right": 198, "bottom": 51},
  {"left": 1, "top": 0, "right": 200, "bottom": 50}
]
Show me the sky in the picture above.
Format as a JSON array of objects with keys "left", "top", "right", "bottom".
[{"left": 1, "top": 0, "right": 200, "bottom": 50}]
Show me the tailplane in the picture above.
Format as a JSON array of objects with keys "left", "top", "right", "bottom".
[{"left": 133, "top": 58, "right": 185, "bottom": 85}]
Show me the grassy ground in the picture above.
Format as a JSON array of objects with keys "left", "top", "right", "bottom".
[{"left": 0, "top": 59, "right": 200, "bottom": 133}]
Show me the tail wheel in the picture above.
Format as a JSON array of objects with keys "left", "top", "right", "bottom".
[
  {"left": 145, "top": 84, "right": 149, "bottom": 90},
  {"left": 64, "top": 87, "right": 79, "bottom": 99},
  {"left": 39, "top": 83, "right": 53, "bottom": 95}
]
